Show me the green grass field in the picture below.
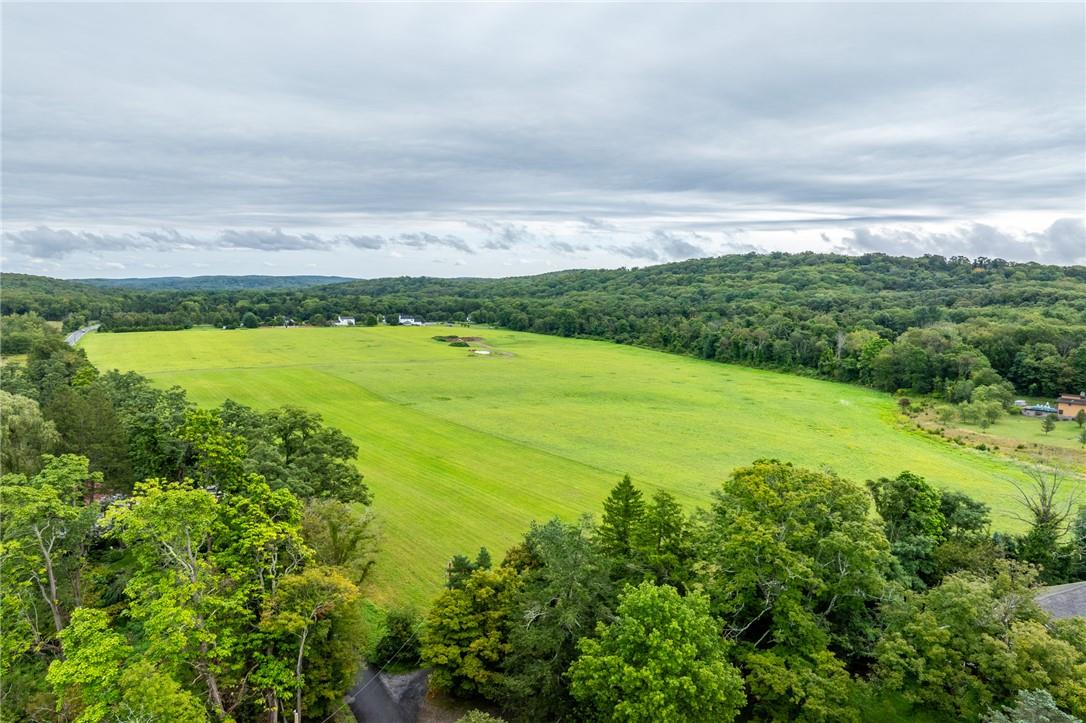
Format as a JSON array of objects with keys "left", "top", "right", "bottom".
[{"left": 83, "top": 326, "right": 1037, "bottom": 605}]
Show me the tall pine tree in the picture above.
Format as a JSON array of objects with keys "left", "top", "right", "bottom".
[{"left": 598, "top": 474, "right": 645, "bottom": 558}]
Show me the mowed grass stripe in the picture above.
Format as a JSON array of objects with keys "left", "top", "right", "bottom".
[
  {"left": 133, "top": 365, "right": 634, "bottom": 604},
  {"left": 83, "top": 326, "right": 1034, "bottom": 604}
]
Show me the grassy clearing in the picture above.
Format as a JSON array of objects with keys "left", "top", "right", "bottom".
[
  {"left": 953, "top": 413, "right": 1086, "bottom": 452},
  {"left": 84, "top": 326, "right": 1038, "bottom": 605}
]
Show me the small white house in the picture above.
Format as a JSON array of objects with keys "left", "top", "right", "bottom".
[
  {"left": 335, "top": 316, "right": 356, "bottom": 326},
  {"left": 397, "top": 314, "right": 422, "bottom": 326}
]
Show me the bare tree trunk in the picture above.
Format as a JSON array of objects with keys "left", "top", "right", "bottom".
[
  {"left": 266, "top": 690, "right": 279, "bottom": 723},
  {"left": 200, "top": 638, "right": 226, "bottom": 717},
  {"left": 293, "top": 627, "right": 309, "bottom": 723},
  {"left": 34, "top": 529, "right": 66, "bottom": 635}
]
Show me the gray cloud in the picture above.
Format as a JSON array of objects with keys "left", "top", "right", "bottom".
[
  {"left": 216, "top": 229, "right": 326, "bottom": 251},
  {"left": 1, "top": 3, "right": 1082, "bottom": 275},
  {"left": 548, "top": 240, "right": 579, "bottom": 254},
  {"left": 467, "top": 221, "right": 537, "bottom": 250},
  {"left": 611, "top": 230, "right": 710, "bottom": 262},
  {"left": 649, "top": 230, "right": 708, "bottom": 260},
  {"left": 842, "top": 218, "right": 1085, "bottom": 264},
  {"left": 1042, "top": 218, "right": 1086, "bottom": 263},
  {"left": 339, "top": 234, "right": 386, "bottom": 250},
  {"left": 3, "top": 226, "right": 193, "bottom": 258},
  {"left": 579, "top": 217, "right": 619, "bottom": 233},
  {"left": 613, "top": 243, "right": 660, "bottom": 262},
  {"left": 398, "top": 232, "right": 474, "bottom": 254},
  {"left": 2, "top": 226, "right": 479, "bottom": 259}
]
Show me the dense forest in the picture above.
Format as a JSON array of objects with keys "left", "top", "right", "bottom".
[
  {"left": 3, "top": 253, "right": 1086, "bottom": 400},
  {"left": 1, "top": 326, "right": 376, "bottom": 721}
]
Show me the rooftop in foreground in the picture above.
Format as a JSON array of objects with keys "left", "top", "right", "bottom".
[{"left": 1036, "top": 582, "right": 1086, "bottom": 620}]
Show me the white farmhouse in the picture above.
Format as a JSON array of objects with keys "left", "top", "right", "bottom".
[
  {"left": 397, "top": 314, "right": 423, "bottom": 326},
  {"left": 335, "top": 316, "right": 356, "bottom": 326}
]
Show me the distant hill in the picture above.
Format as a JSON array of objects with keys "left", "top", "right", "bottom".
[{"left": 76, "top": 275, "right": 356, "bottom": 291}]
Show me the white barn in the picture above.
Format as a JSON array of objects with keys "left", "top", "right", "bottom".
[{"left": 335, "top": 316, "right": 356, "bottom": 326}]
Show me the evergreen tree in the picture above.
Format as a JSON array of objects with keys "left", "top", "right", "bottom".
[
  {"left": 1042, "top": 414, "right": 1057, "bottom": 434},
  {"left": 446, "top": 554, "right": 476, "bottom": 589},
  {"left": 598, "top": 474, "right": 645, "bottom": 558},
  {"left": 633, "top": 490, "right": 690, "bottom": 588}
]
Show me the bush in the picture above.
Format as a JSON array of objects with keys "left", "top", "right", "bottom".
[
  {"left": 457, "top": 712, "right": 505, "bottom": 723},
  {"left": 449, "top": 341, "right": 469, "bottom": 348},
  {"left": 372, "top": 608, "right": 421, "bottom": 669}
]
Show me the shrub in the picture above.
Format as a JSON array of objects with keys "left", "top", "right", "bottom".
[
  {"left": 372, "top": 608, "right": 422, "bottom": 669},
  {"left": 457, "top": 712, "right": 505, "bottom": 723}
]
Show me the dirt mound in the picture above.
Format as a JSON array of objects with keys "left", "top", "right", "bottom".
[{"left": 432, "top": 335, "right": 485, "bottom": 344}]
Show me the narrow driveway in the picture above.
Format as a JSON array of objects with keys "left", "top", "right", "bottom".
[{"left": 348, "top": 666, "right": 408, "bottom": 723}]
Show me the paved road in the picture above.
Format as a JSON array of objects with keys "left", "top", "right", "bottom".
[{"left": 65, "top": 324, "right": 100, "bottom": 347}]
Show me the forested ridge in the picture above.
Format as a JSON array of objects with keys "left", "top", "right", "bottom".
[
  {"left": 77, "top": 275, "right": 356, "bottom": 291},
  {"left": 3, "top": 252, "right": 1085, "bottom": 398}
]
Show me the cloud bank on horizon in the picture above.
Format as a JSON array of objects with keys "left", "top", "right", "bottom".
[{"left": 2, "top": 3, "right": 1083, "bottom": 277}]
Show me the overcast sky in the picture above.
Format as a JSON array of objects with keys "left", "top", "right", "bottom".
[{"left": 2, "top": 2, "right": 1084, "bottom": 278}]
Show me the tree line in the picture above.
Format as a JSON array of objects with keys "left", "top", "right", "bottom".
[
  {"left": 400, "top": 465, "right": 1086, "bottom": 722},
  {"left": 3, "top": 252, "right": 1085, "bottom": 398}
]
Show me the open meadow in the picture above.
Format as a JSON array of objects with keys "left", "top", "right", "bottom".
[{"left": 83, "top": 325, "right": 1039, "bottom": 604}]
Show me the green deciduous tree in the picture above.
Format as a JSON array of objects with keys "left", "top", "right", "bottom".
[
  {"left": 301, "top": 498, "right": 377, "bottom": 584},
  {"left": 421, "top": 566, "right": 522, "bottom": 698},
  {"left": 263, "top": 566, "right": 358, "bottom": 723},
  {"left": 46, "top": 608, "right": 207, "bottom": 723},
  {"left": 43, "top": 385, "right": 132, "bottom": 491},
  {"left": 0, "top": 391, "right": 60, "bottom": 475},
  {"left": 103, "top": 424, "right": 309, "bottom": 721},
  {"left": 867, "top": 471, "right": 946, "bottom": 588},
  {"left": 696, "top": 460, "right": 891, "bottom": 719},
  {"left": 875, "top": 564, "right": 1086, "bottom": 720},
  {"left": 700, "top": 460, "right": 892, "bottom": 657},
  {"left": 1010, "top": 467, "right": 1083, "bottom": 583},
  {"left": 373, "top": 607, "right": 422, "bottom": 669},
  {"left": 1, "top": 454, "right": 100, "bottom": 643},
  {"left": 500, "top": 517, "right": 615, "bottom": 720},
  {"left": 569, "top": 582, "right": 745, "bottom": 723},
  {"left": 221, "top": 403, "right": 370, "bottom": 504}
]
